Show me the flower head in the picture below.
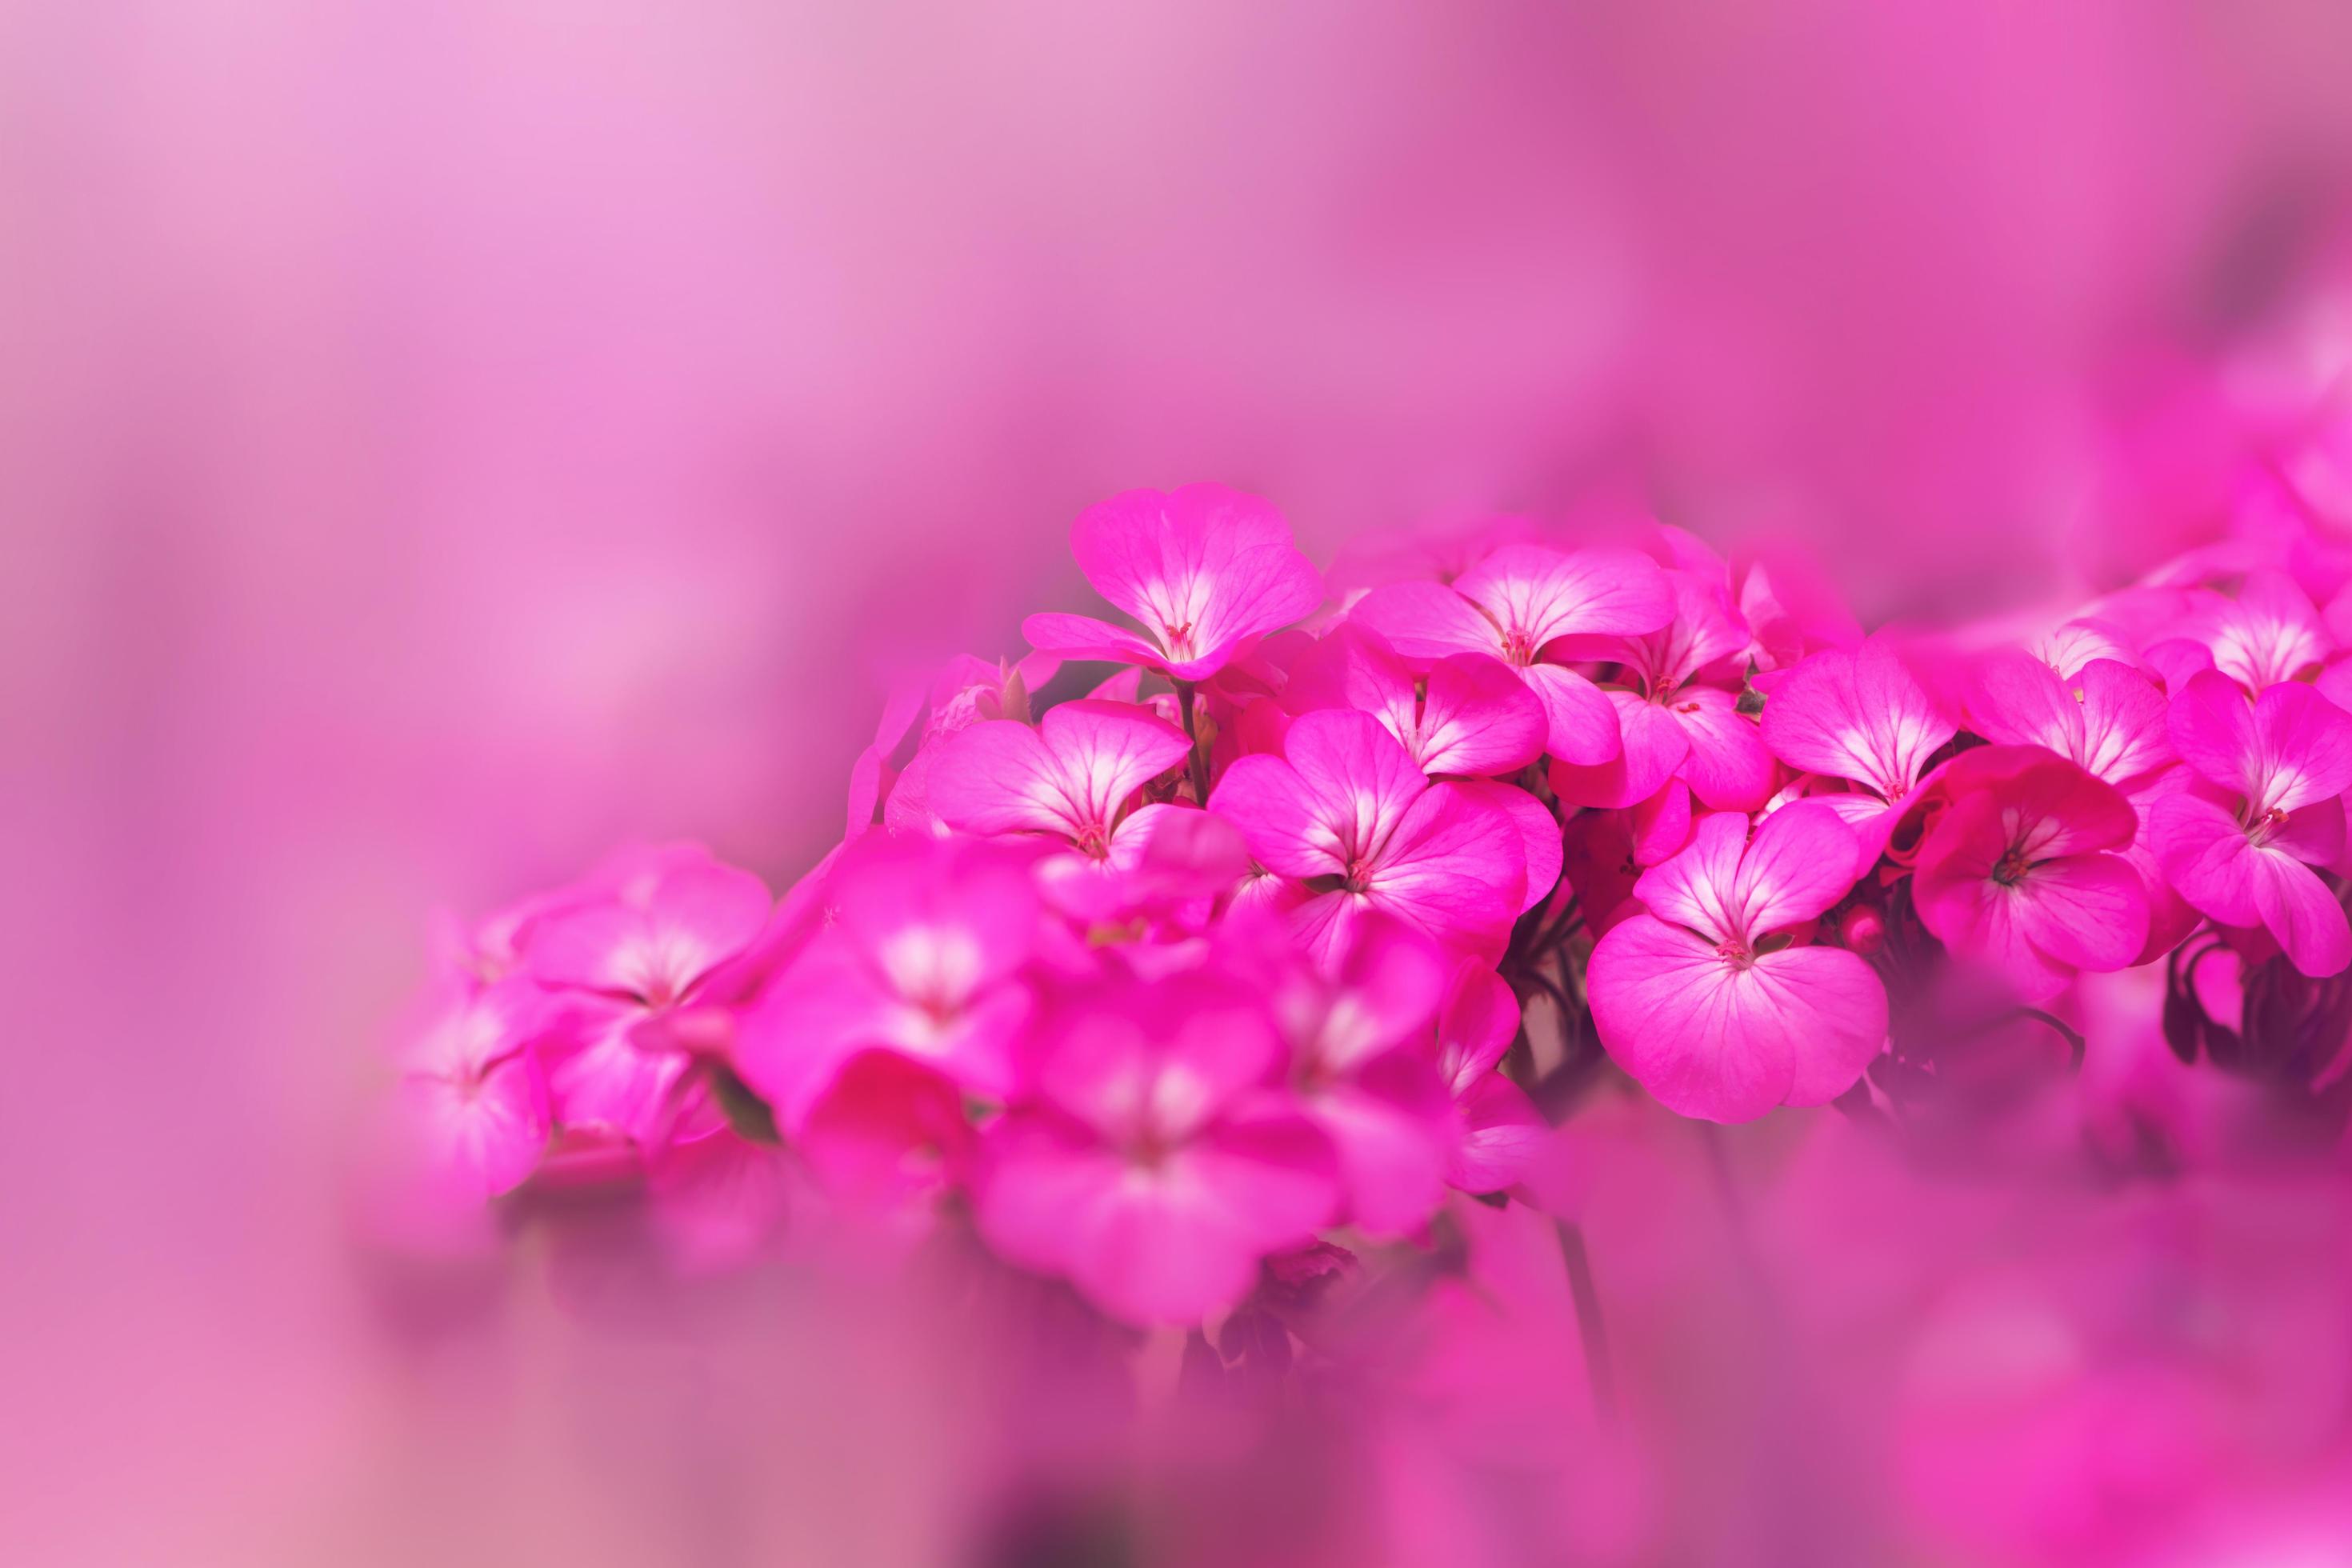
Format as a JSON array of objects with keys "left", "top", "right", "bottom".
[
  {"left": 1587, "top": 804, "right": 1887, "bottom": 1122},
  {"left": 1022, "top": 484, "right": 1323, "bottom": 681}
]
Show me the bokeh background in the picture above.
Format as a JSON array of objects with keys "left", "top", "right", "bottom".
[{"left": 9, "top": 2, "right": 2352, "bottom": 1562}]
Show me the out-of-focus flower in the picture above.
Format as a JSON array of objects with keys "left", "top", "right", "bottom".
[
  {"left": 1588, "top": 804, "right": 1886, "bottom": 1121},
  {"left": 389, "top": 977, "right": 554, "bottom": 1200},
  {"left": 971, "top": 973, "right": 1339, "bottom": 1325},
  {"left": 731, "top": 833, "right": 1040, "bottom": 1129},
  {"left": 522, "top": 844, "right": 774, "bottom": 1143}
]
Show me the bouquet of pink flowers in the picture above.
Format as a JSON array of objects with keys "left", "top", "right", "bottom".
[{"left": 375, "top": 467, "right": 2352, "bottom": 1562}]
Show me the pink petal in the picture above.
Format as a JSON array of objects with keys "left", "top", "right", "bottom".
[
  {"left": 1770, "top": 946, "right": 1894, "bottom": 1107},
  {"left": 1629, "top": 810, "right": 1750, "bottom": 945},
  {"left": 546, "top": 1012, "right": 693, "bottom": 1143},
  {"left": 1452, "top": 544, "right": 1676, "bottom": 643},
  {"left": 1447, "top": 1074, "right": 1548, "bottom": 1194},
  {"left": 1348, "top": 579, "right": 1508, "bottom": 662},
  {"left": 1670, "top": 687, "right": 1776, "bottom": 811},
  {"left": 2150, "top": 790, "right": 2262, "bottom": 928},
  {"left": 1521, "top": 662, "right": 1625, "bottom": 766},
  {"left": 1734, "top": 800, "right": 1863, "bottom": 932},
  {"left": 1038, "top": 698, "right": 1194, "bottom": 824},
  {"left": 1208, "top": 755, "right": 1345, "bottom": 879},
  {"left": 1362, "top": 782, "right": 1526, "bottom": 958},
  {"left": 398, "top": 1054, "right": 550, "bottom": 1199},
  {"left": 1451, "top": 779, "right": 1562, "bottom": 914},
  {"left": 2250, "top": 678, "right": 2352, "bottom": 813},
  {"left": 1280, "top": 709, "right": 1433, "bottom": 849},
  {"left": 927, "top": 719, "right": 1079, "bottom": 838},
  {"left": 1308, "top": 1062, "right": 1452, "bottom": 1238},
  {"left": 2074, "top": 659, "right": 2174, "bottom": 785},
  {"left": 1282, "top": 622, "right": 1421, "bottom": 739},
  {"left": 1070, "top": 485, "right": 1322, "bottom": 674},
  {"left": 645, "top": 1130, "right": 791, "bottom": 1272},
  {"left": 2250, "top": 852, "right": 2352, "bottom": 977},
  {"left": 1416, "top": 653, "right": 1550, "bottom": 776},
  {"left": 1548, "top": 690, "right": 1688, "bottom": 809},
  {"left": 1761, "top": 635, "right": 1954, "bottom": 804},
  {"left": 1968, "top": 647, "right": 2086, "bottom": 756},
  {"left": 2166, "top": 669, "right": 2261, "bottom": 800},
  {"left": 2009, "top": 853, "right": 2150, "bottom": 977},
  {"left": 1438, "top": 961, "right": 1521, "bottom": 1090},
  {"left": 1583, "top": 916, "right": 1787, "bottom": 1122},
  {"left": 1020, "top": 611, "right": 1167, "bottom": 669}
]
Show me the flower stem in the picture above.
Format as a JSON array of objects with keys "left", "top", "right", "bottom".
[
  {"left": 1174, "top": 679, "right": 1210, "bottom": 803},
  {"left": 1555, "top": 1221, "right": 1618, "bottom": 1426}
]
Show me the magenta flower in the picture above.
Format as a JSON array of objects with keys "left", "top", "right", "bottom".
[
  {"left": 730, "top": 834, "right": 1039, "bottom": 1130},
  {"left": 1549, "top": 569, "right": 1774, "bottom": 813},
  {"left": 1587, "top": 804, "right": 1887, "bottom": 1122},
  {"left": 1208, "top": 710, "right": 1529, "bottom": 962},
  {"left": 2150, "top": 570, "right": 2332, "bottom": 694},
  {"left": 1347, "top": 542, "right": 1675, "bottom": 766},
  {"left": 971, "top": 974, "right": 1340, "bottom": 1326},
  {"left": 1759, "top": 633, "right": 1957, "bottom": 855},
  {"left": 928, "top": 698, "right": 1187, "bottom": 857},
  {"left": 1021, "top": 484, "right": 1324, "bottom": 682},
  {"left": 391, "top": 977, "right": 552, "bottom": 1199},
  {"left": 1270, "top": 914, "right": 1455, "bottom": 1237},
  {"left": 522, "top": 846, "right": 774, "bottom": 1143},
  {"left": 1967, "top": 650, "right": 2194, "bottom": 959},
  {"left": 2151, "top": 671, "right": 2352, "bottom": 977},
  {"left": 1282, "top": 623, "right": 1549, "bottom": 778},
  {"left": 1435, "top": 959, "right": 1546, "bottom": 1194},
  {"left": 1910, "top": 747, "right": 2152, "bottom": 1001}
]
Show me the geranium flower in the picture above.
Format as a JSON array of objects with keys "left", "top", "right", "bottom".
[
  {"left": 1208, "top": 710, "right": 1528, "bottom": 962},
  {"left": 2151, "top": 671, "right": 2352, "bottom": 977},
  {"left": 1759, "top": 633, "right": 1958, "bottom": 856},
  {"left": 1549, "top": 569, "right": 1774, "bottom": 813},
  {"left": 1586, "top": 804, "right": 1887, "bottom": 1122},
  {"left": 1966, "top": 650, "right": 2194, "bottom": 959},
  {"left": 522, "top": 845, "right": 774, "bottom": 1144},
  {"left": 390, "top": 976, "right": 552, "bottom": 1199},
  {"left": 1434, "top": 959, "right": 1546, "bottom": 1194},
  {"left": 1281, "top": 623, "right": 1548, "bottom": 779},
  {"left": 1910, "top": 746, "right": 2152, "bottom": 1002},
  {"left": 730, "top": 834, "right": 1039, "bottom": 1130},
  {"left": 971, "top": 974, "right": 1340, "bottom": 1325},
  {"left": 1021, "top": 484, "right": 1323, "bottom": 682},
  {"left": 1267, "top": 914, "right": 1455, "bottom": 1237},
  {"left": 926, "top": 697, "right": 1191, "bottom": 910},
  {"left": 1347, "top": 542, "right": 1675, "bottom": 765},
  {"left": 2145, "top": 569, "right": 2332, "bottom": 694}
]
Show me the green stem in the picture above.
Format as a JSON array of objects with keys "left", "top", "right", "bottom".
[{"left": 1174, "top": 679, "right": 1210, "bottom": 803}]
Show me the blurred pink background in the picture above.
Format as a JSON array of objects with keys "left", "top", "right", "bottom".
[{"left": 8, "top": 2, "right": 2352, "bottom": 1561}]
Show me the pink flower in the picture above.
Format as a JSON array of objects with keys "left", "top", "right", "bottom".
[
  {"left": 1586, "top": 804, "right": 1887, "bottom": 1122},
  {"left": 522, "top": 845, "right": 774, "bottom": 1143},
  {"left": 390, "top": 977, "right": 552, "bottom": 1199},
  {"left": 730, "top": 834, "right": 1039, "bottom": 1130},
  {"left": 1549, "top": 569, "right": 1774, "bottom": 813},
  {"left": 1967, "top": 650, "right": 2194, "bottom": 959},
  {"left": 1347, "top": 542, "right": 1675, "bottom": 766},
  {"left": 971, "top": 974, "right": 1340, "bottom": 1325},
  {"left": 1435, "top": 960, "right": 1546, "bottom": 1194},
  {"left": 1910, "top": 747, "right": 2152, "bottom": 1002},
  {"left": 1268, "top": 914, "right": 1455, "bottom": 1237},
  {"left": 1282, "top": 623, "right": 1549, "bottom": 778},
  {"left": 2151, "top": 672, "right": 2352, "bottom": 977},
  {"left": 2146, "top": 570, "right": 2332, "bottom": 694},
  {"left": 926, "top": 698, "right": 1193, "bottom": 911},
  {"left": 1022, "top": 484, "right": 1324, "bottom": 682},
  {"left": 1208, "top": 710, "right": 1529, "bottom": 962},
  {"left": 1760, "top": 633, "right": 1958, "bottom": 855},
  {"left": 850, "top": 650, "right": 1060, "bottom": 839}
]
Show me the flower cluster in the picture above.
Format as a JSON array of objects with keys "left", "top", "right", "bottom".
[{"left": 386, "top": 477, "right": 2352, "bottom": 1330}]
